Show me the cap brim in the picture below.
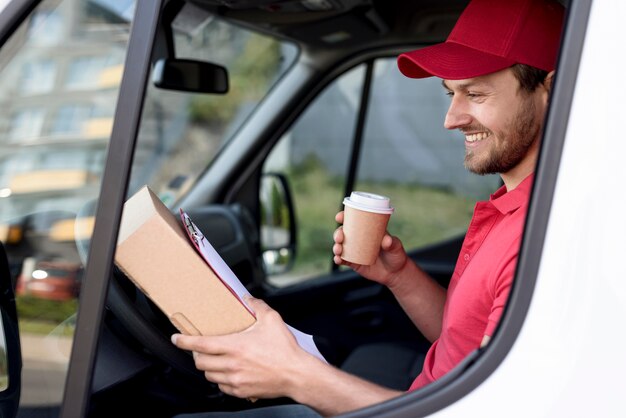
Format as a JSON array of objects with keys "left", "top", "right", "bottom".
[{"left": 397, "top": 42, "right": 516, "bottom": 80}]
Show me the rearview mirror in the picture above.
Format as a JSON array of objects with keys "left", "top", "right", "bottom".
[{"left": 152, "top": 58, "right": 229, "bottom": 94}]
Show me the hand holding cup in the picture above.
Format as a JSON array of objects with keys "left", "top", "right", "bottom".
[{"left": 339, "top": 191, "right": 394, "bottom": 266}]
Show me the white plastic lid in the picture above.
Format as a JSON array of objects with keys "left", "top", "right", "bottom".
[{"left": 343, "top": 191, "right": 394, "bottom": 214}]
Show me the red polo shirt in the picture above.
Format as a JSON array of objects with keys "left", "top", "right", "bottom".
[{"left": 409, "top": 173, "right": 534, "bottom": 391}]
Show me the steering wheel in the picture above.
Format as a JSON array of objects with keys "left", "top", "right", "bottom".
[{"left": 75, "top": 200, "right": 265, "bottom": 384}]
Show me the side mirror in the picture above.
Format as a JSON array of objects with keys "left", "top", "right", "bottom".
[
  {"left": 0, "top": 242, "right": 21, "bottom": 418},
  {"left": 259, "top": 173, "right": 297, "bottom": 275},
  {"left": 152, "top": 58, "right": 229, "bottom": 94}
]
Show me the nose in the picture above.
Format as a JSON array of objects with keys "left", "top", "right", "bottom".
[{"left": 444, "top": 96, "right": 472, "bottom": 130}]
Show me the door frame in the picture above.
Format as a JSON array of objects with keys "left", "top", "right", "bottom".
[{"left": 59, "top": 2, "right": 164, "bottom": 417}]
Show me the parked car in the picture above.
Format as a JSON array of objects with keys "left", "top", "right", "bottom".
[
  {"left": 0, "top": 0, "right": 624, "bottom": 417},
  {"left": 16, "top": 258, "right": 82, "bottom": 301}
]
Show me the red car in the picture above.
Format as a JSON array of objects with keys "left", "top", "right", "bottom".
[{"left": 16, "top": 260, "right": 81, "bottom": 301}]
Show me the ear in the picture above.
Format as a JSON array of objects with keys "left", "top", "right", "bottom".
[{"left": 543, "top": 70, "right": 555, "bottom": 94}]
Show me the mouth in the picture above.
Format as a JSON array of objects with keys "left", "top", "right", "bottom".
[{"left": 464, "top": 131, "right": 491, "bottom": 143}]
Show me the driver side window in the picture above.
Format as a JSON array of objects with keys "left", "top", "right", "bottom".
[{"left": 262, "top": 58, "right": 500, "bottom": 287}]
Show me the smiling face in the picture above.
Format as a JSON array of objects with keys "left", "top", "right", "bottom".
[{"left": 442, "top": 68, "right": 551, "bottom": 189}]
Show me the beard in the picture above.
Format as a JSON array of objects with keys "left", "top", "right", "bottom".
[{"left": 463, "top": 95, "right": 541, "bottom": 175}]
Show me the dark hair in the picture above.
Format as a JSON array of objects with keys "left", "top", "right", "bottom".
[{"left": 510, "top": 63, "right": 549, "bottom": 93}]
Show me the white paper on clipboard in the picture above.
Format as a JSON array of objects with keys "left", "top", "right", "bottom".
[{"left": 180, "top": 209, "right": 327, "bottom": 363}]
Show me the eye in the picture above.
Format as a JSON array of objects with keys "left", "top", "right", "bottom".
[
  {"left": 445, "top": 90, "right": 454, "bottom": 97},
  {"left": 466, "top": 91, "right": 488, "bottom": 102}
]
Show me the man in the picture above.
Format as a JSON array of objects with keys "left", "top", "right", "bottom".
[{"left": 172, "top": 0, "right": 564, "bottom": 416}]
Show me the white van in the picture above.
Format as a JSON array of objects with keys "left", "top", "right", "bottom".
[{"left": 0, "top": 0, "right": 622, "bottom": 417}]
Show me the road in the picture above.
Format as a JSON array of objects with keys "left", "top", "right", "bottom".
[{"left": 20, "top": 333, "right": 72, "bottom": 406}]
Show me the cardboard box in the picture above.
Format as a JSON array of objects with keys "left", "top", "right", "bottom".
[{"left": 115, "top": 186, "right": 256, "bottom": 336}]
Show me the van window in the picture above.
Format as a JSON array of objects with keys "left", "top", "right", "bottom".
[{"left": 262, "top": 58, "right": 500, "bottom": 285}]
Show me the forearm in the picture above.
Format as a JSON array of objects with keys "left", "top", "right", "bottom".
[
  {"left": 287, "top": 355, "right": 403, "bottom": 417},
  {"left": 387, "top": 259, "right": 447, "bottom": 342}
]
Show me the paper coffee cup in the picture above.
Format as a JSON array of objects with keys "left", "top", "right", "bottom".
[{"left": 341, "top": 191, "right": 394, "bottom": 266}]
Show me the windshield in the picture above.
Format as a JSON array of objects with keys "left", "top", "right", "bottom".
[{"left": 129, "top": 3, "right": 298, "bottom": 205}]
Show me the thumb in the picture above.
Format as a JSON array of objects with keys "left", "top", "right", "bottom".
[
  {"left": 388, "top": 235, "right": 405, "bottom": 251},
  {"left": 244, "top": 296, "right": 272, "bottom": 315},
  {"left": 381, "top": 234, "right": 394, "bottom": 250},
  {"left": 244, "top": 296, "right": 286, "bottom": 329}
]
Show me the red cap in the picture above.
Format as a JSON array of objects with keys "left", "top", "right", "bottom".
[{"left": 397, "top": 0, "right": 565, "bottom": 80}]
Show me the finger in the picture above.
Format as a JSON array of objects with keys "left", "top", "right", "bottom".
[
  {"left": 193, "top": 352, "right": 233, "bottom": 374},
  {"left": 333, "top": 226, "right": 344, "bottom": 243},
  {"left": 387, "top": 235, "right": 405, "bottom": 253},
  {"left": 243, "top": 298, "right": 287, "bottom": 332},
  {"left": 171, "top": 333, "right": 227, "bottom": 355},
  {"left": 335, "top": 211, "right": 344, "bottom": 223},
  {"left": 204, "top": 370, "right": 229, "bottom": 383},
  {"left": 332, "top": 242, "right": 343, "bottom": 256},
  {"left": 334, "top": 256, "right": 359, "bottom": 270},
  {"left": 244, "top": 296, "right": 272, "bottom": 315},
  {"left": 217, "top": 383, "right": 258, "bottom": 402},
  {"left": 334, "top": 255, "right": 355, "bottom": 269},
  {"left": 216, "top": 382, "right": 247, "bottom": 399},
  {"left": 216, "top": 382, "right": 234, "bottom": 396},
  {"left": 381, "top": 234, "right": 394, "bottom": 249}
]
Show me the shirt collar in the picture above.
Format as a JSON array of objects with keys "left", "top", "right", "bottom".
[{"left": 490, "top": 173, "right": 535, "bottom": 215}]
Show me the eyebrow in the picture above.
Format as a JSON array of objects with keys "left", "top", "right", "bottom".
[{"left": 441, "top": 79, "right": 490, "bottom": 91}]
